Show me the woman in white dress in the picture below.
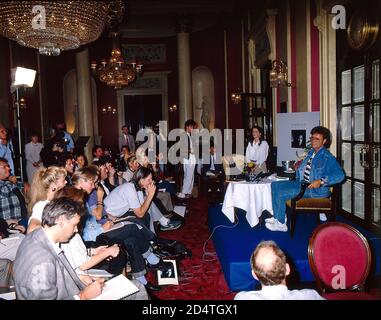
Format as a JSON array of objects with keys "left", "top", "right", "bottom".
[
  {"left": 27, "top": 166, "right": 67, "bottom": 233},
  {"left": 245, "top": 126, "right": 269, "bottom": 174},
  {"left": 24, "top": 134, "right": 44, "bottom": 183}
]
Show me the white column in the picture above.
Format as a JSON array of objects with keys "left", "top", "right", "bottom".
[
  {"left": 316, "top": 0, "right": 337, "bottom": 155},
  {"left": 266, "top": 9, "right": 278, "bottom": 145},
  {"left": 177, "top": 20, "right": 192, "bottom": 127},
  {"left": 76, "top": 48, "right": 94, "bottom": 162}
]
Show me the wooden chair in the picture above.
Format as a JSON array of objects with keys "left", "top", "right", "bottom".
[
  {"left": 308, "top": 222, "right": 379, "bottom": 300},
  {"left": 286, "top": 183, "right": 339, "bottom": 238}
]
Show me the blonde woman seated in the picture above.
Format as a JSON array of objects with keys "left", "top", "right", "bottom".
[{"left": 27, "top": 166, "right": 67, "bottom": 233}]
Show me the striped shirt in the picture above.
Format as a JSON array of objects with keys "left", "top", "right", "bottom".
[{"left": 303, "top": 152, "right": 316, "bottom": 182}]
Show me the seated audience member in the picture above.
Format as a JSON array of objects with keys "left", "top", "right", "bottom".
[
  {"left": 102, "top": 156, "right": 119, "bottom": 187},
  {"left": 115, "top": 145, "right": 129, "bottom": 174},
  {"left": 13, "top": 198, "right": 148, "bottom": 300},
  {"left": 103, "top": 146, "right": 112, "bottom": 157},
  {"left": 0, "top": 124, "right": 16, "bottom": 183},
  {"left": 245, "top": 126, "right": 269, "bottom": 174},
  {"left": 201, "top": 142, "right": 224, "bottom": 194},
  {"left": 122, "top": 155, "right": 139, "bottom": 182},
  {"left": 74, "top": 153, "right": 88, "bottom": 171},
  {"left": 266, "top": 126, "right": 345, "bottom": 232},
  {"left": 0, "top": 157, "right": 26, "bottom": 233},
  {"left": 104, "top": 167, "right": 182, "bottom": 233},
  {"left": 124, "top": 156, "right": 178, "bottom": 219},
  {"left": 55, "top": 187, "right": 125, "bottom": 277},
  {"left": 40, "top": 138, "right": 66, "bottom": 168},
  {"left": 92, "top": 145, "right": 104, "bottom": 162},
  {"left": 24, "top": 132, "right": 44, "bottom": 183},
  {"left": 93, "top": 157, "right": 116, "bottom": 198},
  {"left": 0, "top": 218, "right": 25, "bottom": 261},
  {"left": 72, "top": 167, "right": 170, "bottom": 290},
  {"left": 57, "top": 153, "right": 75, "bottom": 185},
  {"left": 27, "top": 166, "right": 67, "bottom": 234},
  {"left": 235, "top": 241, "right": 324, "bottom": 300},
  {"left": 150, "top": 155, "right": 177, "bottom": 196}
]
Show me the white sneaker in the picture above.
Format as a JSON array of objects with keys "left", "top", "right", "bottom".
[
  {"left": 176, "top": 192, "right": 186, "bottom": 199},
  {"left": 319, "top": 213, "right": 327, "bottom": 222},
  {"left": 216, "top": 188, "right": 221, "bottom": 192},
  {"left": 265, "top": 217, "right": 276, "bottom": 224},
  {"left": 265, "top": 220, "right": 288, "bottom": 232},
  {"left": 207, "top": 188, "right": 212, "bottom": 193}
]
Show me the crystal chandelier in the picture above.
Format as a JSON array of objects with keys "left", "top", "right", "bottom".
[
  {"left": 0, "top": 1, "right": 113, "bottom": 56},
  {"left": 91, "top": 34, "right": 143, "bottom": 89}
]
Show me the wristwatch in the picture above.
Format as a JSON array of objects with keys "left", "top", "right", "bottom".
[{"left": 320, "top": 178, "right": 325, "bottom": 186}]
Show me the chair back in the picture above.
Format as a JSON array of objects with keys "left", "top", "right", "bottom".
[
  {"left": 308, "top": 222, "right": 371, "bottom": 293},
  {"left": 222, "top": 154, "right": 245, "bottom": 178}
]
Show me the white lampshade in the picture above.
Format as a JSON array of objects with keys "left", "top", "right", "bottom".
[{"left": 11, "top": 67, "right": 36, "bottom": 88}]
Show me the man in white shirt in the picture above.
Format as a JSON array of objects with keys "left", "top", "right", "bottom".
[
  {"left": 234, "top": 240, "right": 324, "bottom": 300},
  {"left": 177, "top": 120, "right": 197, "bottom": 199}
]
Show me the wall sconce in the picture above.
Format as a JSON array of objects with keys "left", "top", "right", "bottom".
[
  {"left": 231, "top": 89, "right": 242, "bottom": 104},
  {"left": 19, "top": 97, "right": 26, "bottom": 109},
  {"left": 269, "top": 59, "right": 294, "bottom": 88},
  {"left": 169, "top": 104, "right": 177, "bottom": 112},
  {"left": 101, "top": 105, "right": 117, "bottom": 115}
]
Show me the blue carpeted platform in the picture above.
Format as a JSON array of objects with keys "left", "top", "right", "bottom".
[{"left": 208, "top": 205, "right": 381, "bottom": 292}]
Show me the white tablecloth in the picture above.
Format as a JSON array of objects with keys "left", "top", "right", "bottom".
[{"left": 222, "top": 180, "right": 274, "bottom": 228}]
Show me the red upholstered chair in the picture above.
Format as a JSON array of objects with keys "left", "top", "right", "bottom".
[{"left": 308, "top": 222, "right": 379, "bottom": 300}]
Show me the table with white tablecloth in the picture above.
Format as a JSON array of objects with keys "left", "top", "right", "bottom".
[{"left": 222, "top": 180, "right": 274, "bottom": 228}]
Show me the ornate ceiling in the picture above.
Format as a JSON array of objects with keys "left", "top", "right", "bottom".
[{"left": 118, "top": 0, "right": 242, "bottom": 38}]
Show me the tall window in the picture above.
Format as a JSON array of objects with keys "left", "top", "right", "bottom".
[{"left": 337, "top": 32, "right": 380, "bottom": 232}]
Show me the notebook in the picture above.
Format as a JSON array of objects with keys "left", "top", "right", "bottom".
[
  {"left": 84, "top": 269, "right": 113, "bottom": 278},
  {"left": 0, "top": 291, "right": 16, "bottom": 300},
  {"left": 173, "top": 205, "right": 186, "bottom": 218},
  {"left": 92, "top": 274, "right": 139, "bottom": 300}
]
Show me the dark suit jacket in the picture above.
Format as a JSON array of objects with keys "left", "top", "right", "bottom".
[{"left": 13, "top": 228, "right": 85, "bottom": 300}]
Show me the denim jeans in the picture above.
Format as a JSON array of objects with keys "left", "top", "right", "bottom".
[{"left": 271, "top": 180, "right": 315, "bottom": 224}]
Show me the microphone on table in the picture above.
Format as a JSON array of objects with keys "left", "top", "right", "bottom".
[{"left": 254, "top": 172, "right": 265, "bottom": 183}]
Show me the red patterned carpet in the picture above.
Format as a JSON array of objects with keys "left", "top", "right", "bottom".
[{"left": 147, "top": 196, "right": 236, "bottom": 300}]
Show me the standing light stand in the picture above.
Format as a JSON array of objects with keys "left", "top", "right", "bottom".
[
  {"left": 14, "top": 87, "right": 23, "bottom": 181},
  {"left": 10, "top": 67, "right": 37, "bottom": 182}
]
